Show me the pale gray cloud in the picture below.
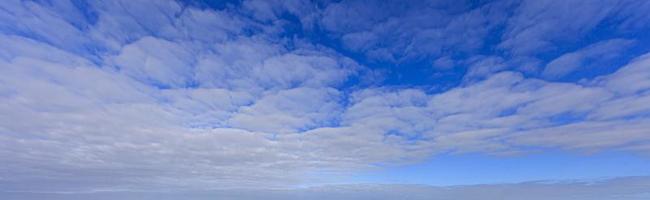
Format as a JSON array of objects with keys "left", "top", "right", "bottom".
[
  {"left": 112, "top": 37, "right": 197, "bottom": 88},
  {"left": 3, "top": 30, "right": 650, "bottom": 191},
  {"left": 1, "top": 0, "right": 650, "bottom": 194},
  {"left": 228, "top": 87, "right": 343, "bottom": 133}
]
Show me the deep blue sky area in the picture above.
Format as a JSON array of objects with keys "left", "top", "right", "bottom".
[
  {"left": 1, "top": 0, "right": 650, "bottom": 199},
  {"left": 186, "top": 0, "right": 650, "bottom": 92}
]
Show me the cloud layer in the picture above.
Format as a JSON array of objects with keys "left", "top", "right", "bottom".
[
  {"left": 4, "top": 177, "right": 650, "bottom": 200},
  {"left": 1, "top": 0, "right": 650, "bottom": 194}
]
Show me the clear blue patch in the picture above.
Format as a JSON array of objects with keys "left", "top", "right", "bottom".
[{"left": 348, "top": 150, "right": 650, "bottom": 186}]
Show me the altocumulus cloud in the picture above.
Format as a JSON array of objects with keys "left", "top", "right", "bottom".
[{"left": 1, "top": 0, "right": 650, "bottom": 199}]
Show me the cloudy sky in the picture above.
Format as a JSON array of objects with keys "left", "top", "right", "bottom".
[{"left": 1, "top": 0, "right": 650, "bottom": 199}]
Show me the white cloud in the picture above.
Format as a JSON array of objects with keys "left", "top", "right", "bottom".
[
  {"left": 1, "top": 0, "right": 650, "bottom": 194},
  {"left": 499, "top": 0, "right": 616, "bottom": 56},
  {"left": 228, "top": 87, "right": 343, "bottom": 133},
  {"left": 597, "top": 53, "right": 650, "bottom": 95},
  {"left": 543, "top": 39, "right": 635, "bottom": 79},
  {"left": 320, "top": 0, "right": 510, "bottom": 62},
  {"left": 112, "top": 37, "right": 196, "bottom": 88}
]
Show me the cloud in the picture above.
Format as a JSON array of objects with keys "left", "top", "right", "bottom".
[
  {"left": 341, "top": 53, "right": 650, "bottom": 154},
  {"left": 313, "top": 0, "right": 650, "bottom": 77},
  {"left": 432, "top": 56, "right": 454, "bottom": 70},
  {"left": 611, "top": 1, "right": 650, "bottom": 31},
  {"left": 462, "top": 56, "right": 508, "bottom": 81},
  {"left": 542, "top": 39, "right": 635, "bottom": 79},
  {"left": 495, "top": 0, "right": 650, "bottom": 74},
  {"left": 500, "top": 1, "right": 610, "bottom": 53},
  {"left": 228, "top": 87, "right": 343, "bottom": 133},
  {"left": 0, "top": 0, "right": 360, "bottom": 191},
  {"left": 112, "top": 36, "right": 197, "bottom": 88},
  {"left": 1, "top": 0, "right": 650, "bottom": 194},
  {"left": 597, "top": 53, "right": 650, "bottom": 95},
  {"left": 320, "top": 0, "right": 511, "bottom": 62}
]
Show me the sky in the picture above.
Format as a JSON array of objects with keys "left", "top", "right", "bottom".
[{"left": 1, "top": 0, "right": 650, "bottom": 199}]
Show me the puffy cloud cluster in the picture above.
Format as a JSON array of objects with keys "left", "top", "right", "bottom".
[
  {"left": 0, "top": 0, "right": 360, "bottom": 191},
  {"left": 344, "top": 54, "right": 650, "bottom": 154},
  {"left": 320, "top": 0, "right": 511, "bottom": 62},
  {"left": 0, "top": 0, "right": 650, "bottom": 194}
]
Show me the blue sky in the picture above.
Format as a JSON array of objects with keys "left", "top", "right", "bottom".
[{"left": 1, "top": 0, "right": 650, "bottom": 199}]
